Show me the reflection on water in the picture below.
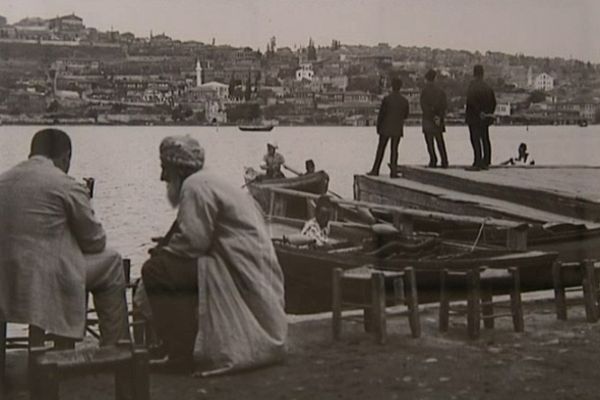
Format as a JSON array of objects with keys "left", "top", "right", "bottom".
[{"left": 1, "top": 124, "right": 599, "bottom": 275}]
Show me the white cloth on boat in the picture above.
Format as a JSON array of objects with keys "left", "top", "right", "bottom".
[
  {"left": 165, "top": 170, "right": 287, "bottom": 374},
  {"left": 300, "top": 218, "right": 330, "bottom": 246},
  {"left": 0, "top": 156, "right": 128, "bottom": 340}
]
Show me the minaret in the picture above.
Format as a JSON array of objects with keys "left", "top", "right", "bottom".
[{"left": 196, "top": 59, "right": 203, "bottom": 87}]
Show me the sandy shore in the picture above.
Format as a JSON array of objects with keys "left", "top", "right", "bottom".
[{"left": 4, "top": 295, "right": 600, "bottom": 400}]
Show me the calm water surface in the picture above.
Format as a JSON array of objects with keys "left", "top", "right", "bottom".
[{"left": 1, "top": 124, "right": 599, "bottom": 275}]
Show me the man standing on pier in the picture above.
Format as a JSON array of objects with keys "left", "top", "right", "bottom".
[
  {"left": 420, "top": 69, "right": 449, "bottom": 168},
  {"left": 142, "top": 135, "right": 286, "bottom": 374},
  {"left": 466, "top": 65, "right": 496, "bottom": 170},
  {"left": 0, "top": 128, "right": 129, "bottom": 345},
  {"left": 367, "top": 77, "right": 409, "bottom": 178}
]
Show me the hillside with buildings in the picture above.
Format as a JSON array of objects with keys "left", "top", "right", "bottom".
[{"left": 1, "top": 13, "right": 599, "bottom": 125}]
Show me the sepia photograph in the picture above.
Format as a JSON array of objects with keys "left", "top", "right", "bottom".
[{"left": 1, "top": 0, "right": 600, "bottom": 398}]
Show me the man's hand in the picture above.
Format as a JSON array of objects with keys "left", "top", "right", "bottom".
[
  {"left": 83, "top": 177, "right": 95, "bottom": 198},
  {"left": 433, "top": 116, "right": 441, "bottom": 126}
]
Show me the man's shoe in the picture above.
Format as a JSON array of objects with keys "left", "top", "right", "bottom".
[
  {"left": 465, "top": 166, "right": 481, "bottom": 171},
  {"left": 366, "top": 171, "right": 379, "bottom": 176},
  {"left": 441, "top": 163, "right": 449, "bottom": 169},
  {"left": 390, "top": 172, "right": 399, "bottom": 178},
  {"left": 427, "top": 163, "right": 437, "bottom": 168}
]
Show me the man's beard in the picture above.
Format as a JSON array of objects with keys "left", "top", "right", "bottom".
[{"left": 166, "top": 178, "right": 182, "bottom": 208}]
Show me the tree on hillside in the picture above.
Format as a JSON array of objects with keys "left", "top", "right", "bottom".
[
  {"left": 244, "top": 75, "right": 252, "bottom": 101},
  {"left": 307, "top": 38, "right": 317, "bottom": 61},
  {"left": 528, "top": 90, "right": 546, "bottom": 104}
]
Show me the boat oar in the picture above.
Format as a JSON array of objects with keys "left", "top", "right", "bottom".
[{"left": 283, "top": 164, "right": 303, "bottom": 176}]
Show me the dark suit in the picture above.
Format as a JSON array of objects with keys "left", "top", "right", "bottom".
[
  {"left": 420, "top": 82, "right": 448, "bottom": 167},
  {"left": 370, "top": 91, "right": 409, "bottom": 176},
  {"left": 466, "top": 78, "right": 496, "bottom": 167}
]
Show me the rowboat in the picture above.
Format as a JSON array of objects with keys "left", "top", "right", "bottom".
[
  {"left": 238, "top": 124, "right": 274, "bottom": 132},
  {"left": 269, "top": 216, "right": 559, "bottom": 314},
  {"left": 375, "top": 214, "right": 600, "bottom": 263},
  {"left": 244, "top": 168, "right": 329, "bottom": 219}
]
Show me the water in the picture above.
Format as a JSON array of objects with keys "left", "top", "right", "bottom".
[{"left": 1, "top": 124, "right": 599, "bottom": 275}]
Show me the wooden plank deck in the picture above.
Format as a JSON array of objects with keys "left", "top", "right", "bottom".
[{"left": 354, "top": 165, "right": 600, "bottom": 226}]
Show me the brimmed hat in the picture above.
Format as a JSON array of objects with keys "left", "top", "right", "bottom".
[
  {"left": 267, "top": 141, "right": 278, "bottom": 149},
  {"left": 160, "top": 135, "right": 205, "bottom": 171}
]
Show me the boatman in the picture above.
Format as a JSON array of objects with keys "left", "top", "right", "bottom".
[
  {"left": 420, "top": 69, "right": 449, "bottom": 168},
  {"left": 0, "top": 128, "right": 129, "bottom": 345},
  {"left": 367, "top": 77, "right": 409, "bottom": 178},
  {"left": 141, "top": 135, "right": 287, "bottom": 374},
  {"left": 261, "top": 141, "right": 286, "bottom": 178},
  {"left": 465, "top": 65, "right": 496, "bottom": 170}
]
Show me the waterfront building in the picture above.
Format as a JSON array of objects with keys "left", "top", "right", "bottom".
[
  {"left": 13, "top": 17, "right": 52, "bottom": 40},
  {"left": 48, "top": 13, "right": 85, "bottom": 40},
  {"left": 296, "top": 63, "right": 314, "bottom": 81},
  {"left": 533, "top": 72, "right": 554, "bottom": 91},
  {"left": 0, "top": 15, "right": 6, "bottom": 27}
]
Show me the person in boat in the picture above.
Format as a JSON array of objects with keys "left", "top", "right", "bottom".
[
  {"left": 305, "top": 159, "right": 316, "bottom": 175},
  {"left": 501, "top": 142, "right": 535, "bottom": 166},
  {"left": 141, "top": 135, "right": 286, "bottom": 374},
  {"left": 367, "top": 77, "right": 409, "bottom": 178},
  {"left": 261, "top": 141, "right": 286, "bottom": 178},
  {"left": 0, "top": 128, "right": 129, "bottom": 345},
  {"left": 466, "top": 64, "right": 496, "bottom": 170},
  {"left": 420, "top": 69, "right": 449, "bottom": 168},
  {"left": 282, "top": 195, "right": 334, "bottom": 247}
]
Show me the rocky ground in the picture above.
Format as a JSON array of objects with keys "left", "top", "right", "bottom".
[{"left": 4, "top": 295, "right": 600, "bottom": 400}]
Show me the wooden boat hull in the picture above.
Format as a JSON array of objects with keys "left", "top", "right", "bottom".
[
  {"left": 245, "top": 170, "right": 329, "bottom": 219},
  {"left": 400, "top": 219, "right": 600, "bottom": 264},
  {"left": 238, "top": 125, "right": 274, "bottom": 132},
  {"left": 269, "top": 219, "right": 559, "bottom": 314}
]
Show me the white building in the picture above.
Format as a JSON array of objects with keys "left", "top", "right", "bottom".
[
  {"left": 295, "top": 63, "right": 314, "bottom": 81},
  {"left": 495, "top": 103, "right": 512, "bottom": 116},
  {"left": 533, "top": 73, "right": 554, "bottom": 91}
]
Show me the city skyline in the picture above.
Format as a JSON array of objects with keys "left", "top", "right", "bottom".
[{"left": 2, "top": 0, "right": 600, "bottom": 63}]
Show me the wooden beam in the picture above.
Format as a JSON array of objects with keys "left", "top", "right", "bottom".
[{"left": 265, "top": 186, "right": 526, "bottom": 230}]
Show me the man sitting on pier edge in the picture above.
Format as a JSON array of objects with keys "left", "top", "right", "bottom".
[
  {"left": 0, "top": 128, "right": 129, "bottom": 345},
  {"left": 141, "top": 135, "right": 286, "bottom": 374}
]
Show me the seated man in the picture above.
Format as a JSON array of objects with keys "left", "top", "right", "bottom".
[
  {"left": 141, "top": 135, "right": 286, "bottom": 374},
  {"left": 260, "top": 141, "right": 285, "bottom": 178},
  {"left": 0, "top": 129, "right": 129, "bottom": 345},
  {"left": 304, "top": 159, "right": 316, "bottom": 175},
  {"left": 501, "top": 142, "right": 535, "bottom": 166},
  {"left": 284, "top": 195, "right": 334, "bottom": 247}
]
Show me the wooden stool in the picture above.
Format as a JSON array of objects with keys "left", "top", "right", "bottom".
[
  {"left": 1, "top": 323, "right": 75, "bottom": 390},
  {"left": 332, "top": 266, "right": 420, "bottom": 344},
  {"left": 439, "top": 267, "right": 524, "bottom": 339},
  {"left": 30, "top": 341, "right": 149, "bottom": 400},
  {"left": 553, "top": 260, "right": 600, "bottom": 322}
]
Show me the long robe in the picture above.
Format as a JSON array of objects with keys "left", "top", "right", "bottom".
[{"left": 165, "top": 170, "right": 287, "bottom": 374}]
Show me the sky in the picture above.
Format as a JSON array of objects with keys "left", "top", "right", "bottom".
[{"left": 2, "top": 0, "right": 600, "bottom": 62}]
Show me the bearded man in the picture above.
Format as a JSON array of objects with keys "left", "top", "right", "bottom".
[{"left": 141, "top": 135, "right": 287, "bottom": 374}]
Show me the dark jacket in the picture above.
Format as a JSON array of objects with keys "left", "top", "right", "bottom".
[
  {"left": 466, "top": 78, "right": 496, "bottom": 126},
  {"left": 420, "top": 82, "right": 447, "bottom": 135},
  {"left": 376, "top": 91, "right": 409, "bottom": 137}
]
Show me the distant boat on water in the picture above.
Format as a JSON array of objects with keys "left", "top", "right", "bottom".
[{"left": 238, "top": 124, "right": 274, "bottom": 132}]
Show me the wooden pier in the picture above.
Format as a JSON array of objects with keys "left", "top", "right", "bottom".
[{"left": 354, "top": 165, "right": 600, "bottom": 227}]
